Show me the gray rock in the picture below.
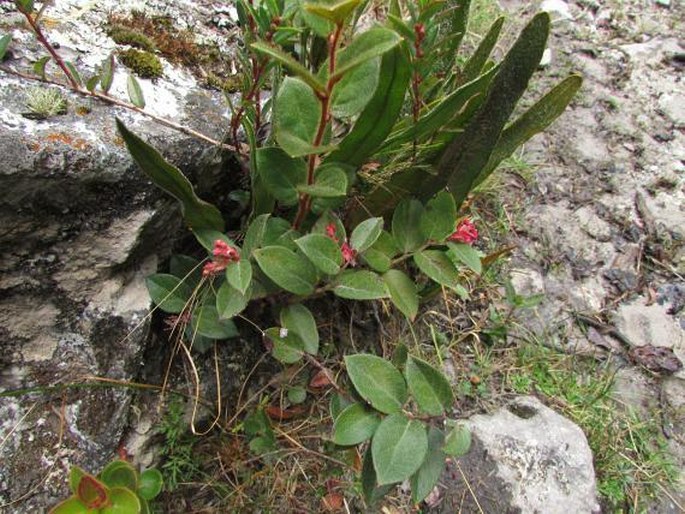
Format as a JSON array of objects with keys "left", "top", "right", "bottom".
[
  {"left": 435, "top": 396, "right": 600, "bottom": 514},
  {"left": 0, "top": 1, "right": 236, "bottom": 510}
]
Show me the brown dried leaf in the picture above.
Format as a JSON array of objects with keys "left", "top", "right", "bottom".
[
  {"left": 322, "top": 492, "right": 344, "bottom": 511},
  {"left": 264, "top": 404, "right": 306, "bottom": 421},
  {"left": 628, "top": 345, "right": 683, "bottom": 374},
  {"left": 309, "top": 369, "right": 333, "bottom": 389}
]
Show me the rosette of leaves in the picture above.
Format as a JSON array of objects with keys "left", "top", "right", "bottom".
[
  {"left": 332, "top": 353, "right": 472, "bottom": 504},
  {"left": 49, "top": 460, "right": 163, "bottom": 514}
]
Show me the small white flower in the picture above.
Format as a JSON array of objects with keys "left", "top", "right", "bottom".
[{"left": 279, "top": 327, "right": 288, "bottom": 338}]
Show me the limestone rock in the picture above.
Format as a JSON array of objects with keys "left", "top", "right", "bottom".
[{"left": 435, "top": 396, "right": 600, "bottom": 514}]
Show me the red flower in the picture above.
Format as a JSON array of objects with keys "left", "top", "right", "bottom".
[
  {"left": 448, "top": 218, "right": 478, "bottom": 245},
  {"left": 341, "top": 242, "right": 357, "bottom": 265},
  {"left": 325, "top": 223, "right": 338, "bottom": 242},
  {"left": 203, "top": 239, "right": 240, "bottom": 277}
]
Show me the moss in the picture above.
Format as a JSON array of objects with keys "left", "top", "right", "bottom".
[
  {"left": 107, "top": 25, "right": 156, "bottom": 52},
  {"left": 205, "top": 72, "right": 243, "bottom": 93},
  {"left": 118, "top": 49, "right": 163, "bottom": 79},
  {"left": 25, "top": 87, "right": 67, "bottom": 118}
]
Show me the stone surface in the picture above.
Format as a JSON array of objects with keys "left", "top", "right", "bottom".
[
  {"left": 0, "top": 1, "right": 238, "bottom": 510},
  {"left": 435, "top": 397, "right": 600, "bottom": 514}
]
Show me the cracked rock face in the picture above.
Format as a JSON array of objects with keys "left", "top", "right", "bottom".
[
  {"left": 435, "top": 397, "right": 600, "bottom": 514},
  {"left": 0, "top": 0, "right": 235, "bottom": 510}
]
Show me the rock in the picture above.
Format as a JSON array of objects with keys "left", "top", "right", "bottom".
[
  {"left": 574, "top": 206, "right": 613, "bottom": 242},
  {"left": 614, "top": 297, "right": 685, "bottom": 378},
  {"left": 540, "top": 48, "right": 553, "bottom": 67},
  {"left": 659, "top": 93, "right": 685, "bottom": 127},
  {"left": 434, "top": 397, "right": 600, "bottom": 514},
  {"left": 0, "top": 1, "right": 238, "bottom": 510},
  {"left": 541, "top": 0, "right": 573, "bottom": 20}
]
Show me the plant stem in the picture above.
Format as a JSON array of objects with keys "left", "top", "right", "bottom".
[
  {"left": 293, "top": 23, "right": 344, "bottom": 229},
  {"left": 18, "top": 6, "right": 81, "bottom": 90}
]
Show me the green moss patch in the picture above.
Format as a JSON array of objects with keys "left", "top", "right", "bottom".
[{"left": 118, "top": 49, "right": 163, "bottom": 79}]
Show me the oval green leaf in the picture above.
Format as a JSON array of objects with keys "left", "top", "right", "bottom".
[
  {"left": 226, "top": 259, "right": 253, "bottom": 295},
  {"left": 410, "top": 426, "right": 446, "bottom": 503},
  {"left": 405, "top": 356, "right": 454, "bottom": 416},
  {"left": 256, "top": 147, "right": 307, "bottom": 206},
  {"left": 446, "top": 242, "right": 482, "bottom": 274},
  {"left": 333, "top": 27, "right": 402, "bottom": 80},
  {"left": 295, "top": 233, "right": 342, "bottom": 275},
  {"left": 126, "top": 74, "right": 145, "bottom": 108},
  {"left": 274, "top": 77, "right": 323, "bottom": 157},
  {"left": 216, "top": 282, "right": 249, "bottom": 320},
  {"left": 100, "top": 487, "right": 141, "bottom": 514},
  {"left": 383, "top": 269, "right": 418, "bottom": 321},
  {"left": 332, "top": 403, "right": 381, "bottom": 446},
  {"left": 280, "top": 303, "right": 319, "bottom": 355},
  {"left": 413, "top": 250, "right": 461, "bottom": 290},
  {"left": 138, "top": 469, "right": 163, "bottom": 500},
  {"left": 443, "top": 424, "right": 472, "bottom": 457},
  {"left": 100, "top": 460, "right": 137, "bottom": 490},
  {"left": 331, "top": 56, "right": 380, "bottom": 118},
  {"left": 350, "top": 217, "right": 383, "bottom": 254},
  {"left": 192, "top": 305, "right": 239, "bottom": 339},
  {"left": 265, "top": 327, "right": 304, "bottom": 364},
  {"left": 49, "top": 496, "right": 96, "bottom": 514},
  {"left": 297, "top": 163, "right": 348, "bottom": 198},
  {"left": 420, "top": 192, "right": 457, "bottom": 242},
  {"left": 254, "top": 246, "right": 317, "bottom": 295},
  {"left": 392, "top": 199, "right": 426, "bottom": 253},
  {"left": 333, "top": 270, "right": 389, "bottom": 300},
  {"left": 146, "top": 274, "right": 192, "bottom": 314},
  {"left": 345, "top": 354, "right": 407, "bottom": 414},
  {"left": 371, "top": 414, "right": 428, "bottom": 485}
]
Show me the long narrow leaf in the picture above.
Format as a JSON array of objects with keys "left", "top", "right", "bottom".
[
  {"left": 425, "top": 12, "right": 552, "bottom": 206},
  {"left": 251, "top": 41, "right": 326, "bottom": 93},
  {"left": 328, "top": 46, "right": 411, "bottom": 166},
  {"left": 116, "top": 119, "right": 225, "bottom": 233},
  {"left": 475, "top": 74, "right": 582, "bottom": 184},
  {"left": 0, "top": 34, "right": 11, "bottom": 61},
  {"left": 461, "top": 17, "right": 504, "bottom": 82}
]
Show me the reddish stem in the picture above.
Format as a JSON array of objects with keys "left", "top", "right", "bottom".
[
  {"left": 18, "top": 7, "right": 80, "bottom": 90},
  {"left": 292, "top": 23, "right": 344, "bottom": 229}
]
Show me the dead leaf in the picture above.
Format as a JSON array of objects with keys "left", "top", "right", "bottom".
[
  {"left": 309, "top": 369, "right": 333, "bottom": 389},
  {"left": 264, "top": 404, "right": 306, "bottom": 421},
  {"left": 322, "top": 492, "right": 344, "bottom": 511},
  {"left": 628, "top": 345, "right": 683, "bottom": 374}
]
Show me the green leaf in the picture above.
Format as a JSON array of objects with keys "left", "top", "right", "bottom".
[
  {"left": 288, "top": 385, "right": 307, "bottom": 404},
  {"left": 462, "top": 17, "right": 505, "bottom": 82},
  {"left": 100, "top": 54, "right": 115, "bottom": 93},
  {"left": 254, "top": 246, "right": 317, "bottom": 295},
  {"left": 329, "top": 393, "right": 351, "bottom": 421},
  {"left": 297, "top": 163, "right": 348, "bottom": 198},
  {"left": 392, "top": 199, "right": 426, "bottom": 253},
  {"left": 250, "top": 42, "right": 325, "bottom": 93},
  {"left": 85, "top": 74, "right": 99, "bottom": 93},
  {"left": 216, "top": 282, "right": 249, "bottom": 319},
  {"left": 414, "top": 250, "right": 462, "bottom": 291},
  {"left": 304, "top": 0, "right": 362, "bottom": 23},
  {"left": 100, "top": 460, "right": 137, "bottom": 490},
  {"left": 383, "top": 269, "right": 418, "bottom": 321},
  {"left": 243, "top": 214, "right": 270, "bottom": 256},
  {"left": 371, "top": 414, "right": 428, "bottom": 485},
  {"left": 380, "top": 66, "right": 497, "bottom": 151},
  {"left": 333, "top": 270, "right": 388, "bottom": 300},
  {"left": 65, "top": 61, "right": 82, "bottom": 87},
  {"left": 138, "top": 469, "right": 163, "bottom": 501},
  {"left": 255, "top": 147, "right": 306, "bottom": 206},
  {"left": 170, "top": 255, "right": 202, "bottom": 286},
  {"left": 280, "top": 303, "right": 319, "bottom": 355},
  {"left": 100, "top": 487, "right": 141, "bottom": 514},
  {"left": 116, "top": 119, "right": 224, "bottom": 233},
  {"left": 345, "top": 354, "right": 407, "bottom": 414},
  {"left": 446, "top": 0, "right": 470, "bottom": 57},
  {"left": 420, "top": 192, "right": 457, "bottom": 242},
  {"left": 329, "top": 46, "right": 411, "bottom": 167},
  {"left": 76, "top": 475, "right": 109, "bottom": 509},
  {"left": 361, "top": 446, "right": 393, "bottom": 506},
  {"left": 33, "top": 56, "right": 50, "bottom": 79},
  {"left": 476, "top": 74, "right": 583, "bottom": 183},
  {"left": 350, "top": 217, "right": 383, "bottom": 254},
  {"left": 146, "top": 274, "right": 193, "bottom": 314},
  {"left": 192, "top": 305, "right": 239, "bottom": 339},
  {"left": 265, "top": 327, "right": 304, "bottom": 363},
  {"left": 405, "top": 356, "right": 454, "bottom": 416},
  {"left": 295, "top": 233, "right": 342, "bottom": 275},
  {"left": 331, "top": 56, "right": 380, "bottom": 118},
  {"left": 0, "top": 35, "right": 11, "bottom": 62},
  {"left": 443, "top": 424, "right": 472, "bottom": 457},
  {"left": 410, "top": 427, "right": 446, "bottom": 503},
  {"left": 333, "top": 27, "right": 401, "bottom": 80},
  {"left": 49, "top": 496, "right": 97, "bottom": 514},
  {"left": 193, "top": 230, "right": 234, "bottom": 253},
  {"left": 332, "top": 403, "right": 380, "bottom": 446},
  {"left": 69, "top": 467, "right": 87, "bottom": 495},
  {"left": 274, "top": 76, "right": 335, "bottom": 157},
  {"left": 126, "top": 74, "right": 145, "bottom": 108},
  {"left": 226, "top": 259, "right": 253, "bottom": 295},
  {"left": 446, "top": 242, "right": 482, "bottom": 274},
  {"left": 428, "top": 13, "right": 552, "bottom": 207}
]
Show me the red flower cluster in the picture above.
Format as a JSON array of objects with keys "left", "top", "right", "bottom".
[
  {"left": 325, "top": 223, "right": 357, "bottom": 265},
  {"left": 203, "top": 239, "right": 240, "bottom": 277},
  {"left": 448, "top": 218, "right": 478, "bottom": 245}
]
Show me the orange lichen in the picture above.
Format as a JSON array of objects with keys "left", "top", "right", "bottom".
[{"left": 44, "top": 132, "right": 89, "bottom": 151}]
